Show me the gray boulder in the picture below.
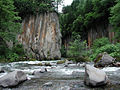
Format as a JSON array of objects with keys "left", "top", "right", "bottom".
[
  {"left": 84, "top": 64, "right": 109, "bottom": 87},
  {"left": 0, "top": 71, "right": 27, "bottom": 87},
  {"left": 94, "top": 53, "right": 115, "bottom": 67}
]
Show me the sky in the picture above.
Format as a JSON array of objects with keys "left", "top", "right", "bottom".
[{"left": 58, "top": 0, "right": 73, "bottom": 12}]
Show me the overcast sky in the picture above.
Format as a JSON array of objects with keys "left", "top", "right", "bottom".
[{"left": 58, "top": 0, "right": 73, "bottom": 12}]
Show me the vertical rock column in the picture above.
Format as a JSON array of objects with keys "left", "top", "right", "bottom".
[{"left": 18, "top": 12, "right": 61, "bottom": 60}]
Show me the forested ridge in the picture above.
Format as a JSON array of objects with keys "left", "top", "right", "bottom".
[
  {"left": 0, "top": 0, "right": 120, "bottom": 62},
  {"left": 60, "top": 0, "right": 120, "bottom": 61}
]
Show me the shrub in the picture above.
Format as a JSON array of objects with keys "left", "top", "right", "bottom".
[
  {"left": 68, "top": 56, "right": 90, "bottom": 63},
  {"left": 67, "top": 34, "right": 87, "bottom": 57},
  {"left": 92, "top": 37, "right": 110, "bottom": 50},
  {"left": 7, "top": 53, "right": 19, "bottom": 62},
  {"left": 12, "top": 44, "right": 25, "bottom": 56},
  {"left": 90, "top": 37, "right": 120, "bottom": 61}
]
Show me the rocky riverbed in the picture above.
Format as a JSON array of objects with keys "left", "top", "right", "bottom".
[{"left": 0, "top": 60, "right": 120, "bottom": 90}]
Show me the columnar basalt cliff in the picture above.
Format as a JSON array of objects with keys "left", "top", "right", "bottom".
[
  {"left": 87, "top": 24, "right": 115, "bottom": 48},
  {"left": 18, "top": 12, "right": 61, "bottom": 60}
]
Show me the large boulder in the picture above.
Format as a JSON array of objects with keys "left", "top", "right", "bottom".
[
  {"left": 84, "top": 64, "right": 109, "bottom": 87},
  {"left": 94, "top": 52, "right": 115, "bottom": 67},
  {"left": 0, "top": 71, "right": 27, "bottom": 87}
]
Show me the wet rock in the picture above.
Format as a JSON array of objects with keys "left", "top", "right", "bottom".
[
  {"left": 0, "top": 71, "right": 27, "bottom": 87},
  {"left": 77, "top": 63, "right": 86, "bottom": 67},
  {"left": 50, "top": 62, "right": 57, "bottom": 66},
  {"left": 40, "top": 68, "right": 47, "bottom": 73},
  {"left": 32, "top": 68, "right": 47, "bottom": 75},
  {"left": 113, "top": 62, "right": 120, "bottom": 67},
  {"left": 44, "top": 62, "right": 52, "bottom": 66},
  {"left": 84, "top": 64, "right": 109, "bottom": 87},
  {"left": 65, "top": 60, "right": 73, "bottom": 64},
  {"left": 94, "top": 53, "right": 115, "bottom": 67},
  {"left": 64, "top": 60, "right": 74, "bottom": 67},
  {"left": 0, "top": 67, "right": 4, "bottom": 73},
  {"left": 43, "top": 82, "right": 53, "bottom": 86}
]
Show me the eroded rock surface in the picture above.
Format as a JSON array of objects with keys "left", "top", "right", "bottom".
[
  {"left": 94, "top": 53, "right": 115, "bottom": 67},
  {"left": 18, "top": 12, "right": 61, "bottom": 60},
  {"left": 0, "top": 71, "right": 27, "bottom": 87},
  {"left": 84, "top": 64, "right": 109, "bottom": 87}
]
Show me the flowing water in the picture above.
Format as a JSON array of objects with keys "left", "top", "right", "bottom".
[{"left": 0, "top": 61, "right": 120, "bottom": 90}]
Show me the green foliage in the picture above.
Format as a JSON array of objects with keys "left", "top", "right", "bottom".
[
  {"left": 0, "top": 0, "right": 21, "bottom": 41},
  {"left": 60, "top": 0, "right": 115, "bottom": 41},
  {"left": 90, "top": 38, "right": 120, "bottom": 61},
  {"left": 14, "top": 0, "right": 63, "bottom": 18},
  {"left": 60, "top": 45, "right": 66, "bottom": 57},
  {"left": 0, "top": 43, "right": 25, "bottom": 62},
  {"left": 7, "top": 53, "right": 19, "bottom": 62},
  {"left": 12, "top": 44, "right": 25, "bottom": 56},
  {"left": 0, "top": 38, "right": 8, "bottom": 58},
  {"left": 0, "top": 0, "right": 21, "bottom": 62},
  {"left": 92, "top": 37, "right": 110, "bottom": 50},
  {"left": 71, "top": 57, "right": 90, "bottom": 63},
  {"left": 110, "top": 0, "right": 120, "bottom": 39},
  {"left": 67, "top": 34, "right": 88, "bottom": 59}
]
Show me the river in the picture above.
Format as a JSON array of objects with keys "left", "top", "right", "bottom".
[{"left": 0, "top": 60, "right": 120, "bottom": 90}]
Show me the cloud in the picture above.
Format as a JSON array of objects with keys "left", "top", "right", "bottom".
[{"left": 58, "top": 0, "right": 73, "bottom": 12}]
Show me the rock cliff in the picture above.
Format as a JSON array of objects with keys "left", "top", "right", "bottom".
[{"left": 18, "top": 12, "right": 61, "bottom": 60}]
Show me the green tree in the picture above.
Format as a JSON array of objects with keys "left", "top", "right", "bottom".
[
  {"left": 0, "top": 0, "right": 21, "bottom": 61},
  {"left": 60, "top": 0, "right": 115, "bottom": 41},
  {"left": 0, "top": 0, "right": 20, "bottom": 41},
  {"left": 110, "top": 0, "right": 120, "bottom": 39},
  {"left": 67, "top": 34, "right": 87, "bottom": 57}
]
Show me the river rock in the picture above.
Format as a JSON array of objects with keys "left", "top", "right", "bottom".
[
  {"left": 94, "top": 52, "right": 115, "bottom": 67},
  {"left": 65, "top": 60, "right": 73, "bottom": 64},
  {"left": 113, "top": 62, "right": 120, "bottom": 67},
  {"left": 0, "top": 67, "right": 4, "bottom": 73},
  {"left": 0, "top": 71, "right": 27, "bottom": 87},
  {"left": 84, "top": 64, "right": 109, "bottom": 87},
  {"left": 32, "top": 68, "right": 47, "bottom": 75},
  {"left": 18, "top": 12, "right": 61, "bottom": 60}
]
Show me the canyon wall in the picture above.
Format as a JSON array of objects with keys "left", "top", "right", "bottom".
[{"left": 18, "top": 12, "right": 61, "bottom": 60}]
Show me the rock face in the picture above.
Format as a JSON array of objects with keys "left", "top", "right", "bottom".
[
  {"left": 84, "top": 64, "right": 109, "bottom": 87},
  {"left": 0, "top": 71, "right": 27, "bottom": 87},
  {"left": 94, "top": 53, "right": 115, "bottom": 67},
  {"left": 18, "top": 12, "right": 61, "bottom": 60}
]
